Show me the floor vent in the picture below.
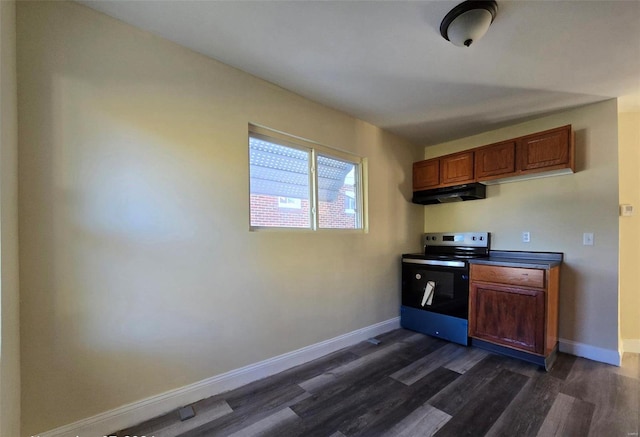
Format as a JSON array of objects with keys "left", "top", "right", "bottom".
[{"left": 178, "top": 405, "right": 196, "bottom": 421}]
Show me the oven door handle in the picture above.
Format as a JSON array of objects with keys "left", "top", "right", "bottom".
[
  {"left": 421, "top": 281, "right": 436, "bottom": 307},
  {"left": 402, "top": 258, "right": 466, "bottom": 268}
]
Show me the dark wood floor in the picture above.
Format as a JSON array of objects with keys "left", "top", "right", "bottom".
[{"left": 115, "top": 329, "right": 640, "bottom": 437}]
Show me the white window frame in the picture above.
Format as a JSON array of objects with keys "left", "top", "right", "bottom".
[
  {"left": 344, "top": 191, "right": 356, "bottom": 214},
  {"left": 249, "top": 124, "right": 368, "bottom": 232}
]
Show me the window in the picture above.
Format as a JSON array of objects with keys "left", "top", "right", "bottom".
[{"left": 249, "top": 125, "right": 366, "bottom": 230}]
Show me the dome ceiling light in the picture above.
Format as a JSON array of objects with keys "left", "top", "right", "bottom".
[{"left": 440, "top": 0, "right": 498, "bottom": 47}]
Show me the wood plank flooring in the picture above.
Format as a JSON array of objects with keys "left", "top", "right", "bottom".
[{"left": 114, "top": 329, "right": 640, "bottom": 437}]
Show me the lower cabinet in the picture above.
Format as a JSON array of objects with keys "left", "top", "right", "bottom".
[
  {"left": 469, "top": 282, "right": 545, "bottom": 354},
  {"left": 469, "top": 263, "right": 560, "bottom": 366}
]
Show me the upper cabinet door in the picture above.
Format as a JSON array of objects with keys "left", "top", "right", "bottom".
[
  {"left": 413, "top": 158, "right": 440, "bottom": 190},
  {"left": 475, "top": 141, "right": 516, "bottom": 181},
  {"left": 518, "top": 125, "right": 573, "bottom": 173},
  {"left": 441, "top": 151, "right": 474, "bottom": 186}
]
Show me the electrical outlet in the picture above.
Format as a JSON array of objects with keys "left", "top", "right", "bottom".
[
  {"left": 522, "top": 231, "right": 531, "bottom": 243},
  {"left": 583, "top": 233, "right": 594, "bottom": 246}
]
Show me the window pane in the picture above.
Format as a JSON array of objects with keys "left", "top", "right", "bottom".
[
  {"left": 317, "top": 155, "right": 359, "bottom": 229},
  {"left": 249, "top": 136, "right": 310, "bottom": 228}
]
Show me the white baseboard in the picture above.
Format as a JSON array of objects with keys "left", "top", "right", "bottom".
[
  {"left": 36, "top": 317, "right": 401, "bottom": 437},
  {"left": 622, "top": 339, "right": 640, "bottom": 354},
  {"left": 559, "top": 337, "right": 622, "bottom": 366}
]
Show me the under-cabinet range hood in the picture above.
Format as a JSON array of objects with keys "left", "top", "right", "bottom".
[{"left": 412, "top": 183, "right": 486, "bottom": 205}]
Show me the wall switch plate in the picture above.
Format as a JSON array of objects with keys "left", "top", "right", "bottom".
[
  {"left": 522, "top": 231, "right": 531, "bottom": 243},
  {"left": 621, "top": 204, "right": 634, "bottom": 216},
  {"left": 583, "top": 232, "right": 594, "bottom": 246}
]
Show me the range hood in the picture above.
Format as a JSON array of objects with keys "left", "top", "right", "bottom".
[{"left": 412, "top": 183, "right": 486, "bottom": 205}]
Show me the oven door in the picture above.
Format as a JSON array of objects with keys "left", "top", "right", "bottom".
[{"left": 401, "top": 258, "right": 470, "bottom": 319}]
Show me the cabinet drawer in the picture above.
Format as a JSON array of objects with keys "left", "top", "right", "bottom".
[{"left": 471, "top": 264, "right": 545, "bottom": 288}]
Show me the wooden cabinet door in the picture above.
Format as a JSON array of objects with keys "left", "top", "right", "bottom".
[
  {"left": 475, "top": 141, "right": 516, "bottom": 181},
  {"left": 518, "top": 125, "right": 573, "bottom": 173},
  {"left": 469, "top": 282, "right": 545, "bottom": 354},
  {"left": 440, "top": 151, "right": 474, "bottom": 186},
  {"left": 413, "top": 159, "right": 440, "bottom": 190}
]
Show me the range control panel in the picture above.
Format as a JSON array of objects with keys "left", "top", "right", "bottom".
[{"left": 423, "top": 232, "right": 490, "bottom": 248}]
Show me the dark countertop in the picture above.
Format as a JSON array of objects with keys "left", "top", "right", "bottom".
[{"left": 469, "top": 250, "right": 563, "bottom": 269}]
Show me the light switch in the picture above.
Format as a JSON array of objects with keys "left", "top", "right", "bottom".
[
  {"left": 583, "top": 233, "right": 594, "bottom": 246},
  {"left": 522, "top": 231, "right": 530, "bottom": 243},
  {"left": 621, "top": 204, "right": 634, "bottom": 216}
]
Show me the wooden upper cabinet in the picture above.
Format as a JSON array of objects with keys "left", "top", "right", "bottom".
[
  {"left": 475, "top": 141, "right": 516, "bottom": 181},
  {"left": 440, "top": 151, "right": 474, "bottom": 186},
  {"left": 412, "top": 152, "right": 474, "bottom": 190},
  {"left": 411, "top": 125, "right": 574, "bottom": 192},
  {"left": 413, "top": 158, "right": 440, "bottom": 190},
  {"left": 518, "top": 125, "right": 574, "bottom": 173}
]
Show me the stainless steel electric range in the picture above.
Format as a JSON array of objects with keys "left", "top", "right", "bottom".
[{"left": 401, "top": 231, "right": 490, "bottom": 345}]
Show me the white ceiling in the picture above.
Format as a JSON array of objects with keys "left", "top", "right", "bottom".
[{"left": 79, "top": 0, "right": 640, "bottom": 145}]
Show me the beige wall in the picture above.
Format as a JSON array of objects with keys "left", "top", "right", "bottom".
[
  {"left": 423, "top": 100, "right": 620, "bottom": 354},
  {"left": 17, "top": 2, "right": 423, "bottom": 434},
  {"left": 619, "top": 111, "right": 640, "bottom": 347},
  {"left": 0, "top": 1, "right": 21, "bottom": 436}
]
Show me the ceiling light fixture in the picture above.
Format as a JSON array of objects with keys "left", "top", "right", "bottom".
[{"left": 440, "top": 0, "right": 498, "bottom": 48}]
